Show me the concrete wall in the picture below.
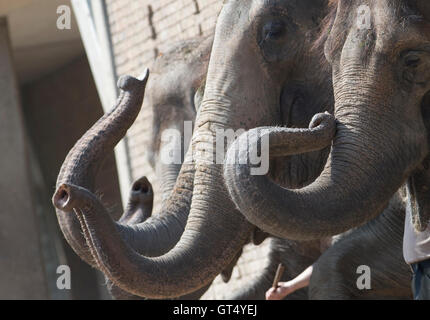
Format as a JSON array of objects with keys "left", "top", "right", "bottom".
[
  {"left": 0, "top": 17, "right": 47, "bottom": 299},
  {"left": 104, "top": 0, "right": 271, "bottom": 300}
]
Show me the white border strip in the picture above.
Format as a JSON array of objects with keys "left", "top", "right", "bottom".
[{"left": 71, "top": 0, "right": 132, "bottom": 207}]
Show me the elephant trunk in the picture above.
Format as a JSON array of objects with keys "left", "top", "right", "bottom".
[
  {"left": 118, "top": 176, "right": 153, "bottom": 226},
  {"left": 225, "top": 71, "right": 428, "bottom": 240},
  {"left": 53, "top": 58, "right": 254, "bottom": 297},
  {"left": 55, "top": 71, "right": 195, "bottom": 266},
  {"left": 159, "top": 163, "right": 182, "bottom": 201},
  {"left": 55, "top": 72, "right": 149, "bottom": 266},
  {"left": 53, "top": 123, "right": 253, "bottom": 298}
]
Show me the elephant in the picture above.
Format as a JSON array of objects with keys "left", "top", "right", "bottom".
[
  {"left": 95, "top": 37, "right": 217, "bottom": 299},
  {"left": 146, "top": 37, "right": 211, "bottom": 204},
  {"left": 309, "top": 193, "right": 412, "bottom": 300},
  {"left": 52, "top": 0, "right": 336, "bottom": 298},
  {"left": 223, "top": 0, "right": 430, "bottom": 243},
  {"left": 107, "top": 37, "right": 250, "bottom": 299},
  {"left": 227, "top": 194, "right": 412, "bottom": 300},
  {"left": 52, "top": 0, "right": 429, "bottom": 300},
  {"left": 52, "top": 36, "right": 211, "bottom": 272},
  {"left": 221, "top": 0, "right": 430, "bottom": 299}
]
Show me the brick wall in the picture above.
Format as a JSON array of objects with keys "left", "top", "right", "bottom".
[{"left": 105, "top": 0, "right": 271, "bottom": 300}]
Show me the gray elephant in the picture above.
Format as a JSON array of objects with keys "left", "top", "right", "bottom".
[
  {"left": 309, "top": 193, "right": 412, "bottom": 299},
  {"left": 52, "top": 36, "right": 211, "bottom": 273},
  {"left": 222, "top": 1, "right": 430, "bottom": 300},
  {"left": 228, "top": 195, "right": 412, "bottom": 300},
  {"left": 100, "top": 37, "right": 217, "bottom": 299},
  {"left": 52, "top": 0, "right": 428, "bottom": 299},
  {"left": 52, "top": 0, "right": 335, "bottom": 298},
  {"left": 146, "top": 37, "right": 210, "bottom": 203},
  {"left": 222, "top": 0, "right": 430, "bottom": 302},
  {"left": 223, "top": 0, "right": 430, "bottom": 245}
]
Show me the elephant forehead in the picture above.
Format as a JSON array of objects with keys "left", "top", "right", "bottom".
[{"left": 249, "top": 0, "right": 286, "bottom": 14}]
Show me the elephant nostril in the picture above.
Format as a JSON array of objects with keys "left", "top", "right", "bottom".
[
  {"left": 53, "top": 186, "right": 71, "bottom": 210},
  {"left": 133, "top": 183, "right": 150, "bottom": 194},
  {"left": 59, "top": 189, "right": 68, "bottom": 200}
]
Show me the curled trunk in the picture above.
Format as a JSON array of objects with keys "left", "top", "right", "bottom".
[
  {"left": 309, "top": 193, "right": 411, "bottom": 299},
  {"left": 225, "top": 88, "right": 427, "bottom": 240}
]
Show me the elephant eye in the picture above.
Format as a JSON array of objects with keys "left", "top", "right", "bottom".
[
  {"left": 258, "top": 16, "right": 295, "bottom": 63},
  {"left": 404, "top": 52, "right": 421, "bottom": 68},
  {"left": 401, "top": 51, "right": 430, "bottom": 85},
  {"left": 262, "top": 21, "right": 286, "bottom": 42}
]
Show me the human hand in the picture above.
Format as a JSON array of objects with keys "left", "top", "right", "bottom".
[{"left": 265, "top": 282, "right": 295, "bottom": 300}]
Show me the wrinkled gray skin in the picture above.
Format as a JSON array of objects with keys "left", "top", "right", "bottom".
[
  {"left": 107, "top": 178, "right": 209, "bottom": 300},
  {"left": 228, "top": 196, "right": 412, "bottom": 300},
  {"left": 53, "top": 37, "right": 212, "bottom": 274},
  {"left": 310, "top": 193, "right": 412, "bottom": 300},
  {"left": 147, "top": 38, "right": 210, "bottom": 202},
  {"left": 105, "top": 34, "right": 329, "bottom": 300},
  {"left": 52, "top": 0, "right": 335, "bottom": 298},
  {"left": 222, "top": 0, "right": 427, "bottom": 300},
  {"left": 224, "top": 0, "right": 430, "bottom": 242},
  {"left": 107, "top": 38, "right": 235, "bottom": 299},
  {"left": 52, "top": 39, "right": 211, "bottom": 267},
  {"left": 106, "top": 177, "right": 152, "bottom": 300}
]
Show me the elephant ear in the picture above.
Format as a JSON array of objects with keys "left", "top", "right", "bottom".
[{"left": 408, "top": 92, "right": 430, "bottom": 232}]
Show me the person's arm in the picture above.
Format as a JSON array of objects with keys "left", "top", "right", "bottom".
[
  {"left": 265, "top": 265, "right": 313, "bottom": 300},
  {"left": 265, "top": 237, "right": 334, "bottom": 300}
]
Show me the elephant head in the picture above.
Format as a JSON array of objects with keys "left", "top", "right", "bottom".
[
  {"left": 147, "top": 37, "right": 212, "bottom": 201},
  {"left": 52, "top": 0, "right": 334, "bottom": 298},
  {"left": 224, "top": 0, "right": 430, "bottom": 240}
]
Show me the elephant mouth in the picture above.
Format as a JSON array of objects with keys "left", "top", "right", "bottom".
[{"left": 280, "top": 87, "right": 303, "bottom": 128}]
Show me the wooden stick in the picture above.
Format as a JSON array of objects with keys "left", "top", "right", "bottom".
[{"left": 272, "top": 263, "right": 285, "bottom": 289}]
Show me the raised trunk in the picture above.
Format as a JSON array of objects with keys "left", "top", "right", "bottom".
[
  {"left": 55, "top": 71, "right": 194, "bottom": 267},
  {"left": 53, "top": 67, "right": 254, "bottom": 297},
  {"left": 158, "top": 164, "right": 182, "bottom": 201}
]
